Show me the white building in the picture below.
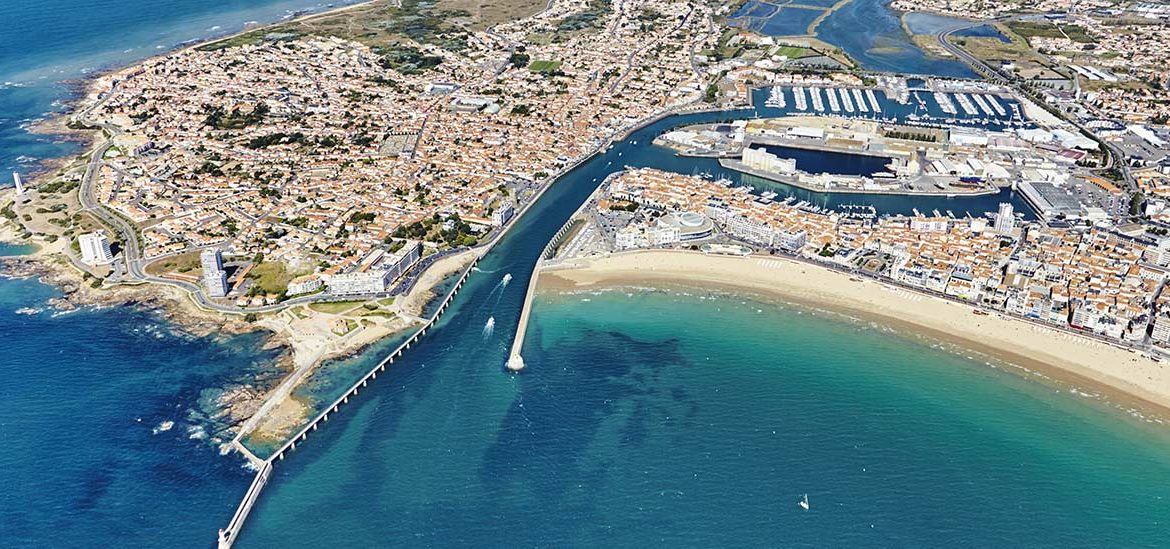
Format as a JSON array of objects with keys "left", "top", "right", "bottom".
[
  {"left": 286, "top": 276, "right": 323, "bottom": 296},
  {"left": 201, "top": 248, "right": 229, "bottom": 297},
  {"left": 78, "top": 232, "right": 114, "bottom": 265},
  {"left": 993, "top": 202, "right": 1015, "bottom": 235},
  {"left": 615, "top": 225, "right": 642, "bottom": 250},
  {"left": 741, "top": 146, "right": 797, "bottom": 175},
  {"left": 328, "top": 241, "right": 422, "bottom": 296},
  {"left": 910, "top": 217, "right": 949, "bottom": 232},
  {"left": 328, "top": 270, "right": 388, "bottom": 296},
  {"left": 774, "top": 229, "right": 807, "bottom": 252},
  {"left": 12, "top": 172, "right": 25, "bottom": 195},
  {"left": 1152, "top": 313, "right": 1170, "bottom": 345},
  {"left": 492, "top": 201, "right": 515, "bottom": 227},
  {"left": 725, "top": 214, "right": 774, "bottom": 246},
  {"left": 613, "top": 223, "right": 680, "bottom": 250}
]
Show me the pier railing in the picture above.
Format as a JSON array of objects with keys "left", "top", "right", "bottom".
[{"left": 216, "top": 253, "right": 480, "bottom": 548}]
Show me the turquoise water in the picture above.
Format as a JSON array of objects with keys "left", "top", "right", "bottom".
[
  {"left": 3, "top": 0, "right": 1169, "bottom": 545},
  {"left": 238, "top": 287, "right": 1170, "bottom": 546},
  {"left": 0, "top": 242, "right": 38, "bottom": 256}
]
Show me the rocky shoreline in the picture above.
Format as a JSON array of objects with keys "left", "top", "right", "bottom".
[{"left": 0, "top": 247, "right": 295, "bottom": 445}]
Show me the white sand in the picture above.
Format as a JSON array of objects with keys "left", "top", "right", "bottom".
[{"left": 542, "top": 249, "right": 1170, "bottom": 413}]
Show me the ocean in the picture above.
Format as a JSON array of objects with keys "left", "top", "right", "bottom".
[
  {"left": 3, "top": 0, "right": 1170, "bottom": 546},
  {"left": 0, "top": 0, "right": 362, "bottom": 177},
  {"left": 0, "top": 272, "right": 286, "bottom": 546},
  {"left": 236, "top": 285, "right": 1170, "bottom": 546}
]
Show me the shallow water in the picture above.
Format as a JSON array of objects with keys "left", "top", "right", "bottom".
[{"left": 238, "top": 287, "right": 1170, "bottom": 546}]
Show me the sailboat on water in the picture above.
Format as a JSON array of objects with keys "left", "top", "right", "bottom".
[{"left": 798, "top": 494, "right": 809, "bottom": 511}]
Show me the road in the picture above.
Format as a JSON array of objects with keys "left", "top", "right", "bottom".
[{"left": 935, "top": 21, "right": 1136, "bottom": 196}]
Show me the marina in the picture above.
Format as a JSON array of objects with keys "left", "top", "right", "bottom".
[
  {"left": 839, "top": 87, "right": 854, "bottom": 113},
  {"left": 955, "top": 92, "right": 979, "bottom": 116},
  {"left": 866, "top": 89, "right": 882, "bottom": 113},
  {"left": 825, "top": 86, "right": 840, "bottom": 112},
  {"left": 933, "top": 91, "right": 957, "bottom": 115},
  {"left": 765, "top": 86, "right": 787, "bottom": 108},
  {"left": 810, "top": 86, "right": 824, "bottom": 112},
  {"left": 852, "top": 88, "right": 868, "bottom": 113}
]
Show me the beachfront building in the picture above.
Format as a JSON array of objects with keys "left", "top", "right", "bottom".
[
  {"left": 1152, "top": 313, "right": 1170, "bottom": 345},
  {"left": 328, "top": 270, "right": 389, "bottom": 296},
  {"left": 726, "top": 214, "right": 774, "bottom": 247},
  {"left": 774, "top": 229, "right": 808, "bottom": 252},
  {"left": 327, "top": 241, "right": 422, "bottom": 296},
  {"left": 200, "top": 248, "right": 229, "bottom": 297},
  {"left": 614, "top": 222, "right": 681, "bottom": 250},
  {"left": 78, "top": 232, "right": 114, "bottom": 265}
]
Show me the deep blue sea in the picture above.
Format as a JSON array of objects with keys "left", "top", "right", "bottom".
[
  {"left": 4, "top": 0, "right": 1170, "bottom": 546},
  {"left": 0, "top": 0, "right": 362, "bottom": 178}
]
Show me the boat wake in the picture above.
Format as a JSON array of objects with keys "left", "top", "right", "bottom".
[{"left": 482, "top": 316, "right": 495, "bottom": 339}]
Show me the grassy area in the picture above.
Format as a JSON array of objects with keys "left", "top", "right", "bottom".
[
  {"left": 199, "top": 0, "right": 544, "bottom": 53},
  {"left": 309, "top": 300, "right": 366, "bottom": 314},
  {"left": 246, "top": 260, "right": 296, "bottom": 294},
  {"left": 528, "top": 59, "right": 562, "bottom": 73},
  {"left": 145, "top": 251, "right": 202, "bottom": 277},
  {"left": 772, "top": 45, "right": 815, "bottom": 59},
  {"left": 1006, "top": 21, "right": 1095, "bottom": 45}
]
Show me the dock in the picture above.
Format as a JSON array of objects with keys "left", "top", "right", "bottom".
[
  {"left": 825, "top": 86, "right": 840, "bottom": 112},
  {"left": 810, "top": 87, "right": 824, "bottom": 112},
  {"left": 838, "top": 88, "right": 854, "bottom": 113},
  {"left": 852, "top": 88, "right": 868, "bottom": 113},
  {"left": 866, "top": 89, "right": 882, "bottom": 113}
]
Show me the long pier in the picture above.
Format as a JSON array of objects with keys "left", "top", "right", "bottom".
[
  {"left": 216, "top": 253, "right": 480, "bottom": 548},
  {"left": 215, "top": 98, "right": 713, "bottom": 549}
]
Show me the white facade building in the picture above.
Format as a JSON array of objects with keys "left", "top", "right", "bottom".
[
  {"left": 328, "top": 241, "right": 422, "bottom": 296},
  {"left": 286, "top": 276, "right": 324, "bottom": 296},
  {"left": 994, "top": 202, "right": 1015, "bottom": 235},
  {"left": 741, "top": 146, "right": 797, "bottom": 175},
  {"left": 78, "top": 232, "right": 114, "bottom": 265},
  {"left": 725, "top": 214, "right": 774, "bottom": 247},
  {"left": 492, "top": 201, "right": 515, "bottom": 227},
  {"left": 910, "top": 217, "right": 949, "bottom": 232},
  {"left": 1153, "top": 313, "right": 1170, "bottom": 345},
  {"left": 774, "top": 229, "right": 808, "bottom": 252},
  {"left": 200, "top": 248, "right": 229, "bottom": 297}
]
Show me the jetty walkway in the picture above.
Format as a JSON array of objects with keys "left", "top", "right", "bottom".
[{"left": 217, "top": 255, "right": 480, "bottom": 548}]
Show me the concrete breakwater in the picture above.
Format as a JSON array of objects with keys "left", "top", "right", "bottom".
[{"left": 506, "top": 213, "right": 580, "bottom": 371}]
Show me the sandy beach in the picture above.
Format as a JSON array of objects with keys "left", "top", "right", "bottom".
[{"left": 541, "top": 249, "right": 1170, "bottom": 416}]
